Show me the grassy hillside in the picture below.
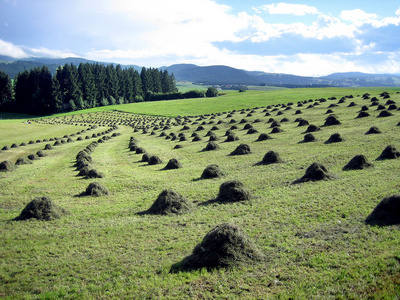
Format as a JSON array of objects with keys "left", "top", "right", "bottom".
[
  {"left": 47, "top": 87, "right": 400, "bottom": 118},
  {"left": 0, "top": 88, "right": 399, "bottom": 299}
]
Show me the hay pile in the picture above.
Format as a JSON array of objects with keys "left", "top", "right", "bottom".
[
  {"left": 356, "top": 111, "right": 370, "bottom": 118},
  {"left": 85, "top": 169, "right": 104, "bottom": 179},
  {"left": 306, "top": 124, "right": 321, "bottom": 132},
  {"left": 216, "top": 180, "right": 251, "bottom": 202},
  {"left": 325, "top": 133, "right": 344, "bottom": 144},
  {"left": 256, "top": 133, "right": 272, "bottom": 141},
  {"left": 148, "top": 155, "right": 162, "bottom": 165},
  {"left": 172, "top": 223, "right": 264, "bottom": 271},
  {"left": 365, "top": 194, "right": 400, "bottom": 226},
  {"left": 230, "top": 144, "right": 251, "bottom": 156},
  {"left": 297, "top": 119, "right": 309, "bottom": 127},
  {"left": 146, "top": 189, "right": 192, "bottom": 215},
  {"left": 225, "top": 133, "right": 239, "bottom": 142},
  {"left": 301, "top": 133, "right": 317, "bottom": 143},
  {"left": 27, "top": 154, "right": 38, "bottom": 160},
  {"left": 293, "top": 162, "right": 335, "bottom": 183},
  {"left": 0, "top": 160, "right": 15, "bottom": 172},
  {"left": 324, "top": 114, "right": 341, "bottom": 126},
  {"left": 201, "top": 164, "right": 224, "bottom": 179},
  {"left": 260, "top": 151, "right": 283, "bottom": 165},
  {"left": 164, "top": 158, "right": 182, "bottom": 170},
  {"left": 14, "top": 196, "right": 69, "bottom": 221},
  {"left": 377, "top": 145, "right": 400, "bottom": 160},
  {"left": 85, "top": 182, "right": 109, "bottom": 197},
  {"left": 270, "top": 127, "right": 283, "bottom": 134},
  {"left": 343, "top": 155, "right": 373, "bottom": 170},
  {"left": 365, "top": 126, "right": 381, "bottom": 134},
  {"left": 377, "top": 110, "right": 393, "bottom": 118},
  {"left": 15, "top": 158, "right": 32, "bottom": 165},
  {"left": 203, "top": 141, "right": 220, "bottom": 151}
]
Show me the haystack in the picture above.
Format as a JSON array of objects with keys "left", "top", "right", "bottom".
[
  {"left": 377, "top": 110, "right": 393, "bottom": 118},
  {"left": 77, "top": 166, "right": 91, "bottom": 177},
  {"left": 377, "top": 145, "right": 400, "bottom": 160},
  {"left": 14, "top": 196, "right": 69, "bottom": 221},
  {"left": 0, "top": 160, "right": 15, "bottom": 172},
  {"left": 85, "top": 169, "right": 104, "bottom": 179},
  {"left": 343, "top": 155, "right": 373, "bottom": 170},
  {"left": 230, "top": 144, "right": 251, "bottom": 156},
  {"left": 324, "top": 114, "right": 341, "bottom": 126},
  {"left": 301, "top": 133, "right": 317, "bottom": 143},
  {"left": 201, "top": 164, "right": 225, "bottom": 179},
  {"left": 28, "top": 154, "right": 38, "bottom": 160},
  {"left": 356, "top": 111, "right": 370, "bottom": 118},
  {"left": 365, "top": 126, "right": 381, "bottom": 134},
  {"left": 142, "top": 153, "right": 150, "bottom": 162},
  {"left": 225, "top": 133, "right": 239, "bottom": 142},
  {"left": 164, "top": 158, "right": 182, "bottom": 170},
  {"left": 203, "top": 141, "right": 220, "bottom": 151},
  {"left": 216, "top": 180, "right": 251, "bottom": 202},
  {"left": 365, "top": 194, "right": 400, "bottom": 226},
  {"left": 148, "top": 155, "right": 162, "bottom": 165},
  {"left": 260, "top": 151, "right": 283, "bottom": 165},
  {"left": 172, "top": 223, "right": 264, "bottom": 271},
  {"left": 305, "top": 124, "right": 321, "bottom": 132},
  {"left": 270, "top": 127, "right": 283, "bottom": 134},
  {"left": 297, "top": 119, "right": 309, "bottom": 127},
  {"left": 293, "top": 162, "right": 335, "bottom": 184},
  {"left": 15, "top": 158, "right": 32, "bottom": 165},
  {"left": 146, "top": 189, "right": 191, "bottom": 215},
  {"left": 325, "top": 133, "right": 344, "bottom": 144},
  {"left": 256, "top": 133, "right": 272, "bottom": 141},
  {"left": 85, "top": 182, "right": 109, "bottom": 197}
]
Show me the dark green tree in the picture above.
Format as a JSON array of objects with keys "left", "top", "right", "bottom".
[
  {"left": 55, "top": 64, "right": 81, "bottom": 111},
  {"left": 31, "top": 66, "right": 55, "bottom": 114},
  {"left": 0, "top": 70, "right": 14, "bottom": 111},
  {"left": 92, "top": 63, "right": 106, "bottom": 105},
  {"left": 78, "top": 63, "right": 97, "bottom": 108},
  {"left": 14, "top": 70, "right": 33, "bottom": 113},
  {"left": 205, "top": 87, "right": 219, "bottom": 97}
]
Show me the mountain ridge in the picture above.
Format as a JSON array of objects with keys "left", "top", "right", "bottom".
[{"left": 1, "top": 55, "right": 400, "bottom": 87}]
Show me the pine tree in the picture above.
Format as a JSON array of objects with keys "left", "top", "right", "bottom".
[
  {"left": 55, "top": 64, "right": 81, "bottom": 111},
  {"left": 78, "top": 63, "right": 97, "bottom": 108},
  {"left": 0, "top": 71, "right": 14, "bottom": 111},
  {"left": 14, "top": 70, "right": 34, "bottom": 113}
]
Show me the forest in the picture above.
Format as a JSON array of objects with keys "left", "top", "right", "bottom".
[{"left": 0, "top": 63, "right": 209, "bottom": 115}]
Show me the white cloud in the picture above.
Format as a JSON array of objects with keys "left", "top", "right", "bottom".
[
  {"left": 340, "top": 9, "right": 378, "bottom": 26},
  {"left": 25, "top": 47, "right": 79, "bottom": 58},
  {"left": 0, "top": 39, "right": 79, "bottom": 59},
  {"left": 256, "top": 3, "right": 319, "bottom": 16},
  {"left": 0, "top": 39, "right": 28, "bottom": 58}
]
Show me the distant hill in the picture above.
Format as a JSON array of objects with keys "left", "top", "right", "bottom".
[
  {"left": 0, "top": 56, "right": 142, "bottom": 78},
  {"left": 163, "top": 64, "right": 400, "bottom": 87},
  {"left": 1, "top": 55, "right": 400, "bottom": 87},
  {"left": 162, "top": 64, "right": 262, "bottom": 85}
]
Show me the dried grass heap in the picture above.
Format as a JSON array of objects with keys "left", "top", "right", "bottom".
[
  {"left": 146, "top": 189, "right": 192, "bottom": 215},
  {"left": 172, "top": 223, "right": 264, "bottom": 271},
  {"left": 14, "top": 196, "right": 69, "bottom": 221}
]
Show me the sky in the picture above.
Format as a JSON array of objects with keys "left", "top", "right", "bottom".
[{"left": 0, "top": 0, "right": 400, "bottom": 76}]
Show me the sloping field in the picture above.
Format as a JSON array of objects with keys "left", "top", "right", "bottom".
[{"left": 0, "top": 88, "right": 399, "bottom": 299}]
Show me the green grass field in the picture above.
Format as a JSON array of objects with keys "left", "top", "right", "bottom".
[{"left": 0, "top": 88, "right": 399, "bottom": 299}]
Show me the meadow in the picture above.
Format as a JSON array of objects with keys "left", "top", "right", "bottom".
[{"left": 0, "top": 88, "right": 399, "bottom": 299}]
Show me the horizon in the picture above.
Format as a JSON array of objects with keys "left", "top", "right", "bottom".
[{"left": 1, "top": 1, "right": 399, "bottom": 77}]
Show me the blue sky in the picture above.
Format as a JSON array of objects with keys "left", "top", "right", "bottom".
[{"left": 0, "top": 0, "right": 399, "bottom": 76}]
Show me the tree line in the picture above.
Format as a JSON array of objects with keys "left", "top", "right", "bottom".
[{"left": 0, "top": 63, "right": 216, "bottom": 115}]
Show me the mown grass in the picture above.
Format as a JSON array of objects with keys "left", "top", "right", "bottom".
[{"left": 0, "top": 87, "right": 399, "bottom": 299}]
